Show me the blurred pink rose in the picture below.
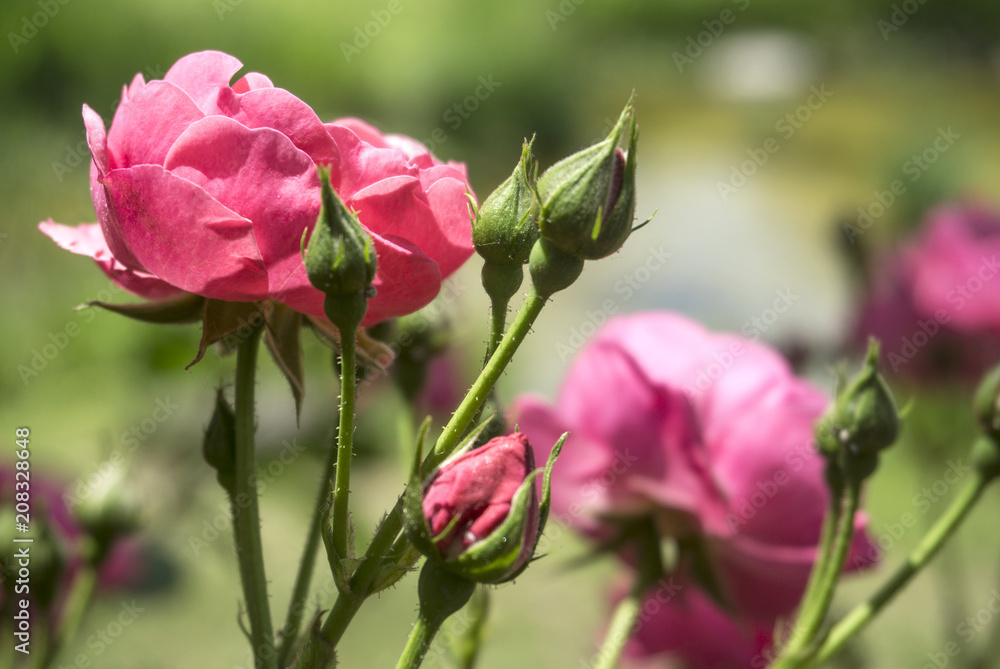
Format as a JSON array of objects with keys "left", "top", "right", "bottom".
[
  {"left": 40, "top": 50, "right": 474, "bottom": 326},
  {"left": 512, "top": 312, "right": 875, "bottom": 633},
  {"left": 855, "top": 203, "right": 1000, "bottom": 381},
  {"left": 624, "top": 586, "right": 772, "bottom": 669},
  {"left": 1, "top": 464, "right": 145, "bottom": 618}
]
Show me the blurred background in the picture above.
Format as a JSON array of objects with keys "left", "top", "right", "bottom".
[{"left": 3, "top": 0, "right": 1000, "bottom": 666}]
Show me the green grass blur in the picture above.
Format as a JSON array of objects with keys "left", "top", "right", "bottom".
[{"left": 3, "top": 0, "right": 1000, "bottom": 666}]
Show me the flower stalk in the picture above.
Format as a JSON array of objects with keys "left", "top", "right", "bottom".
[{"left": 232, "top": 323, "right": 277, "bottom": 669}]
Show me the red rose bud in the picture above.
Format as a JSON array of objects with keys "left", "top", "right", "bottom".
[
  {"left": 403, "top": 425, "right": 565, "bottom": 584},
  {"left": 535, "top": 95, "right": 638, "bottom": 261},
  {"left": 423, "top": 433, "right": 536, "bottom": 559}
]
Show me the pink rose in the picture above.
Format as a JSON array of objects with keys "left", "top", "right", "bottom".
[
  {"left": 422, "top": 433, "right": 538, "bottom": 566},
  {"left": 40, "top": 50, "right": 474, "bottom": 326},
  {"left": 855, "top": 203, "right": 1000, "bottom": 381},
  {"left": 512, "top": 312, "right": 875, "bottom": 627},
  {"left": 624, "top": 587, "right": 772, "bottom": 669}
]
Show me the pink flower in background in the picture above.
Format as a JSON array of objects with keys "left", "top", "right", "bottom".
[
  {"left": 855, "top": 203, "right": 1000, "bottom": 381},
  {"left": 512, "top": 312, "right": 875, "bottom": 664},
  {"left": 624, "top": 588, "right": 772, "bottom": 669},
  {"left": 40, "top": 50, "right": 474, "bottom": 326},
  {"left": 0, "top": 465, "right": 145, "bottom": 614}
]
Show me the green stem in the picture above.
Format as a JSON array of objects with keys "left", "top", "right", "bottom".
[
  {"left": 320, "top": 288, "right": 550, "bottom": 646},
  {"left": 394, "top": 616, "right": 440, "bottom": 669},
  {"left": 793, "top": 474, "right": 842, "bottom": 627},
  {"left": 232, "top": 324, "right": 276, "bottom": 669},
  {"left": 330, "top": 328, "right": 357, "bottom": 562},
  {"left": 41, "top": 553, "right": 97, "bottom": 668},
  {"left": 432, "top": 288, "right": 546, "bottom": 464},
  {"left": 773, "top": 478, "right": 861, "bottom": 669},
  {"left": 816, "top": 472, "right": 992, "bottom": 663},
  {"left": 276, "top": 437, "right": 340, "bottom": 666},
  {"left": 592, "top": 518, "right": 663, "bottom": 669},
  {"left": 486, "top": 295, "right": 509, "bottom": 363},
  {"left": 593, "top": 591, "right": 641, "bottom": 669}
]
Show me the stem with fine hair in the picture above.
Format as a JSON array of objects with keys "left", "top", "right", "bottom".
[
  {"left": 816, "top": 471, "right": 993, "bottom": 663},
  {"left": 329, "top": 327, "right": 358, "bottom": 562},
  {"left": 276, "top": 434, "right": 340, "bottom": 666},
  {"left": 231, "top": 323, "right": 277, "bottom": 669},
  {"left": 772, "top": 477, "right": 861, "bottom": 669},
  {"left": 321, "top": 287, "right": 550, "bottom": 646}
]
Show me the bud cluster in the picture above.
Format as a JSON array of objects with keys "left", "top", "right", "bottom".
[{"left": 471, "top": 96, "right": 642, "bottom": 300}]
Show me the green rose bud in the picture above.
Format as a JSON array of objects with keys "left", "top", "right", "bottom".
[
  {"left": 536, "top": 96, "right": 638, "bottom": 261},
  {"left": 303, "top": 165, "right": 377, "bottom": 330},
  {"left": 203, "top": 387, "right": 237, "bottom": 496},
  {"left": 473, "top": 137, "right": 539, "bottom": 268},
  {"left": 816, "top": 340, "right": 899, "bottom": 480}
]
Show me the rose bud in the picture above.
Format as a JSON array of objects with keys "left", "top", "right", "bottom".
[
  {"left": 535, "top": 95, "right": 638, "bottom": 261},
  {"left": 403, "top": 424, "right": 565, "bottom": 584},
  {"left": 816, "top": 340, "right": 899, "bottom": 479},
  {"left": 303, "top": 165, "right": 377, "bottom": 330},
  {"left": 473, "top": 138, "right": 540, "bottom": 310}
]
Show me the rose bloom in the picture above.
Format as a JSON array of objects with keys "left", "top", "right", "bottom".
[
  {"left": 512, "top": 312, "right": 875, "bottom": 667},
  {"left": 40, "top": 50, "right": 474, "bottom": 326},
  {"left": 854, "top": 203, "right": 1000, "bottom": 381}
]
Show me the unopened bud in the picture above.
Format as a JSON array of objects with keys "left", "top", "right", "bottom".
[
  {"left": 203, "top": 388, "right": 237, "bottom": 495},
  {"left": 303, "top": 165, "right": 377, "bottom": 330},
  {"left": 536, "top": 96, "right": 638, "bottom": 260},
  {"left": 817, "top": 341, "right": 899, "bottom": 479}
]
